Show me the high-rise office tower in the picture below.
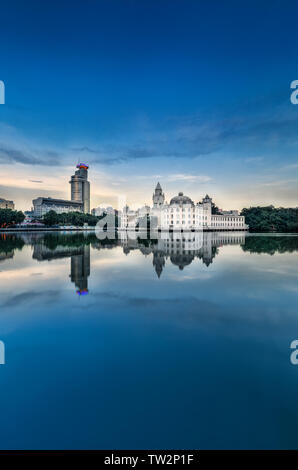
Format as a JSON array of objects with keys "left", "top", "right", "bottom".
[{"left": 69, "top": 163, "right": 90, "bottom": 213}]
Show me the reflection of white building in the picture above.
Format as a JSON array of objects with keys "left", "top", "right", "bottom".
[
  {"left": 120, "top": 183, "right": 248, "bottom": 231},
  {"left": 119, "top": 230, "right": 246, "bottom": 277}
]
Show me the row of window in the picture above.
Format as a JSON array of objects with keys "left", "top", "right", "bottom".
[
  {"left": 213, "top": 217, "right": 244, "bottom": 222},
  {"left": 164, "top": 215, "right": 208, "bottom": 220},
  {"left": 212, "top": 222, "right": 244, "bottom": 226}
]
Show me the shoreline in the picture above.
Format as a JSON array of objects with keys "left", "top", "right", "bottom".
[
  {"left": 0, "top": 227, "right": 97, "bottom": 233},
  {"left": 1, "top": 228, "right": 298, "bottom": 235}
]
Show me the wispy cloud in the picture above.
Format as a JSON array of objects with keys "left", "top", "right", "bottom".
[
  {"left": 0, "top": 144, "right": 61, "bottom": 166},
  {"left": 167, "top": 174, "right": 212, "bottom": 183},
  {"left": 243, "top": 156, "right": 264, "bottom": 163},
  {"left": 67, "top": 100, "right": 298, "bottom": 167}
]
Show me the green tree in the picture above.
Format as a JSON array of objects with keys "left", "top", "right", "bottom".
[
  {"left": 42, "top": 210, "right": 105, "bottom": 227},
  {"left": 241, "top": 206, "right": 298, "bottom": 233},
  {"left": 0, "top": 209, "right": 25, "bottom": 227},
  {"left": 43, "top": 210, "right": 59, "bottom": 226},
  {"left": 211, "top": 203, "right": 221, "bottom": 215}
]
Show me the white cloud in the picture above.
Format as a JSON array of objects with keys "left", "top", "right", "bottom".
[{"left": 167, "top": 174, "right": 212, "bottom": 183}]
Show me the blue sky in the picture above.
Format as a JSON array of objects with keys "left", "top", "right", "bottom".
[{"left": 0, "top": 0, "right": 298, "bottom": 210}]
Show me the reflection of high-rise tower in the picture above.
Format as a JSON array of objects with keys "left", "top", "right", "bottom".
[
  {"left": 70, "top": 163, "right": 90, "bottom": 213},
  {"left": 70, "top": 245, "right": 90, "bottom": 295},
  {"left": 152, "top": 182, "right": 165, "bottom": 208}
]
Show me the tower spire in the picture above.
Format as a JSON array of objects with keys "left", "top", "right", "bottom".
[{"left": 153, "top": 182, "right": 165, "bottom": 208}]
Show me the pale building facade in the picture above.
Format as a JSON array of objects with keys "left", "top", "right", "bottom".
[
  {"left": 0, "top": 198, "right": 14, "bottom": 210},
  {"left": 91, "top": 206, "right": 115, "bottom": 216},
  {"left": 120, "top": 183, "right": 247, "bottom": 231},
  {"left": 33, "top": 197, "right": 83, "bottom": 218}
]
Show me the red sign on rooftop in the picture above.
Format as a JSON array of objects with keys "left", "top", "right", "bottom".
[{"left": 76, "top": 163, "right": 89, "bottom": 170}]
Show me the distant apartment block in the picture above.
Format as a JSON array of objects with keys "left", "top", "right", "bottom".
[
  {"left": 91, "top": 206, "right": 115, "bottom": 216},
  {"left": 0, "top": 198, "right": 15, "bottom": 210},
  {"left": 91, "top": 207, "right": 105, "bottom": 217}
]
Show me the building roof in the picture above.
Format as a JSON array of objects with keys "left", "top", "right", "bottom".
[
  {"left": 0, "top": 198, "right": 13, "bottom": 203},
  {"left": 170, "top": 192, "right": 194, "bottom": 206}
]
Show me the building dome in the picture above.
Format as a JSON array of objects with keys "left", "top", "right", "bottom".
[{"left": 170, "top": 192, "right": 194, "bottom": 206}]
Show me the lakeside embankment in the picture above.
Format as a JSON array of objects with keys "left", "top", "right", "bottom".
[{"left": 0, "top": 227, "right": 97, "bottom": 233}]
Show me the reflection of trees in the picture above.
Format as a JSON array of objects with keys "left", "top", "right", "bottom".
[
  {"left": 1, "top": 231, "right": 270, "bottom": 282},
  {"left": 42, "top": 233, "right": 99, "bottom": 250},
  {"left": 241, "top": 236, "right": 298, "bottom": 255},
  {"left": 0, "top": 234, "right": 24, "bottom": 255},
  {"left": 41, "top": 233, "right": 118, "bottom": 251}
]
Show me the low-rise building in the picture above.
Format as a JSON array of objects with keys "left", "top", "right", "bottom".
[
  {"left": 91, "top": 206, "right": 117, "bottom": 217},
  {"left": 33, "top": 197, "right": 83, "bottom": 218},
  {"left": 0, "top": 198, "right": 14, "bottom": 210},
  {"left": 91, "top": 207, "right": 105, "bottom": 216}
]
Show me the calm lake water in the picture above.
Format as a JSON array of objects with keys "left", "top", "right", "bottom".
[{"left": 0, "top": 230, "right": 298, "bottom": 449}]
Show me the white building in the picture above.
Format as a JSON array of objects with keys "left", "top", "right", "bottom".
[{"left": 120, "top": 183, "right": 248, "bottom": 231}]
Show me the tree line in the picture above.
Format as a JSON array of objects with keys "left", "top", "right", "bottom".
[
  {"left": 240, "top": 206, "right": 298, "bottom": 232},
  {"left": 42, "top": 210, "right": 107, "bottom": 227},
  {"left": 2, "top": 205, "right": 298, "bottom": 232}
]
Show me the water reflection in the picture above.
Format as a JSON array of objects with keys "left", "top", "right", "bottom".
[
  {"left": 32, "top": 237, "right": 91, "bottom": 295},
  {"left": 120, "top": 231, "right": 246, "bottom": 276},
  {"left": 1, "top": 231, "right": 298, "bottom": 291},
  {"left": 0, "top": 233, "right": 24, "bottom": 262},
  {"left": 1, "top": 231, "right": 298, "bottom": 449},
  {"left": 241, "top": 235, "right": 298, "bottom": 255}
]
